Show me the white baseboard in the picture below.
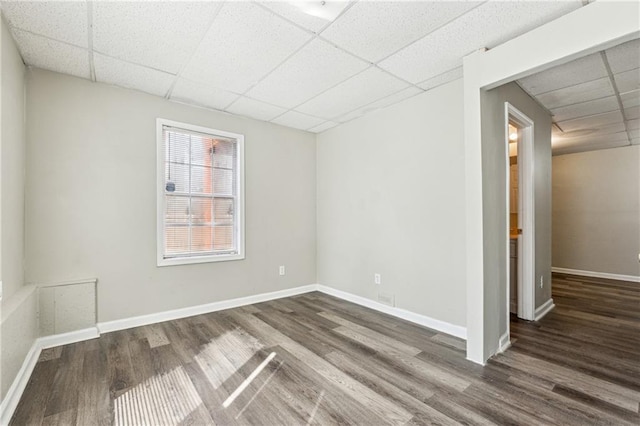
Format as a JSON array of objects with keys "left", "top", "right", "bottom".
[
  {"left": 96, "top": 283, "right": 467, "bottom": 340},
  {"left": 534, "top": 298, "right": 555, "bottom": 321},
  {"left": 39, "top": 327, "right": 100, "bottom": 349},
  {"left": 0, "top": 340, "right": 40, "bottom": 425},
  {"left": 552, "top": 267, "right": 640, "bottom": 283},
  {"left": 498, "top": 331, "right": 511, "bottom": 353},
  {"left": 0, "top": 326, "right": 101, "bottom": 424},
  {"left": 97, "top": 284, "right": 319, "bottom": 334},
  {"left": 2, "top": 282, "right": 468, "bottom": 422},
  {"left": 316, "top": 285, "right": 467, "bottom": 340}
]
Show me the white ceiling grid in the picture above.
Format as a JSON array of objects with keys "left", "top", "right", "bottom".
[
  {"left": 518, "top": 38, "right": 640, "bottom": 155},
  {"left": 2, "top": 0, "right": 583, "bottom": 133}
]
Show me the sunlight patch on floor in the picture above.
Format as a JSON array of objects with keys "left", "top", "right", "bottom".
[
  {"left": 223, "top": 352, "right": 277, "bottom": 408},
  {"left": 113, "top": 366, "right": 202, "bottom": 426},
  {"left": 194, "top": 328, "right": 264, "bottom": 389}
]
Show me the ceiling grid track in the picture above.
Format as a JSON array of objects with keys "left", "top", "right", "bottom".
[
  {"left": 164, "top": 1, "right": 226, "bottom": 100},
  {"left": 3, "top": 0, "right": 616, "bottom": 137},
  {"left": 87, "top": 1, "right": 95, "bottom": 82},
  {"left": 600, "top": 51, "right": 632, "bottom": 145}
]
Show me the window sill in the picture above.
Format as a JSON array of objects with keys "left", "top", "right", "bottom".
[{"left": 157, "top": 253, "right": 244, "bottom": 267}]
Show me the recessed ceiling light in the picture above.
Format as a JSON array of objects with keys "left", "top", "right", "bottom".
[
  {"left": 509, "top": 132, "right": 518, "bottom": 141},
  {"left": 290, "top": 1, "right": 345, "bottom": 21}
]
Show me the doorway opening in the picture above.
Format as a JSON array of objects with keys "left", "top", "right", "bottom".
[{"left": 503, "top": 103, "right": 536, "bottom": 350}]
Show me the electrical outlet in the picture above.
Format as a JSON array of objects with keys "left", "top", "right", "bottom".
[
  {"left": 540, "top": 276, "right": 544, "bottom": 288},
  {"left": 374, "top": 273, "right": 381, "bottom": 285},
  {"left": 279, "top": 266, "right": 285, "bottom": 276}
]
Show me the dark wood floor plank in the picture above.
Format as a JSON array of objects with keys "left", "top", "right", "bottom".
[
  {"left": 10, "top": 273, "right": 640, "bottom": 425},
  {"left": 43, "top": 341, "right": 86, "bottom": 417},
  {"left": 9, "top": 359, "right": 59, "bottom": 425}
]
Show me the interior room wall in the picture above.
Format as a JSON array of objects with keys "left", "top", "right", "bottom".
[
  {"left": 552, "top": 145, "right": 640, "bottom": 278},
  {"left": 316, "top": 79, "right": 467, "bottom": 329},
  {"left": 480, "top": 82, "right": 552, "bottom": 354},
  {"left": 0, "top": 15, "right": 38, "bottom": 402},
  {"left": 25, "top": 69, "right": 317, "bottom": 324}
]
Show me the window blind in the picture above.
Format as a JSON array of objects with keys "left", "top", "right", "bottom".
[{"left": 162, "top": 126, "right": 238, "bottom": 259}]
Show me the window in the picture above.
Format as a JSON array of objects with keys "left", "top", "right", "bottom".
[{"left": 157, "top": 119, "right": 244, "bottom": 266}]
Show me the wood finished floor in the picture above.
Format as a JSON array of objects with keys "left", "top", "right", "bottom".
[{"left": 11, "top": 273, "right": 640, "bottom": 425}]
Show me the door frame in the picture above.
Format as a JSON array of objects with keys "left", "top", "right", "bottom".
[
  {"left": 504, "top": 103, "right": 536, "bottom": 332},
  {"left": 463, "top": 0, "right": 638, "bottom": 364}
]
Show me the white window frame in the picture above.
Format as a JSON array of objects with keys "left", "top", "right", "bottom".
[{"left": 156, "top": 118, "right": 245, "bottom": 267}]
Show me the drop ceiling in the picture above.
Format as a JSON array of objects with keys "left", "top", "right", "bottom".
[
  {"left": 2, "top": 0, "right": 584, "bottom": 133},
  {"left": 517, "top": 38, "right": 640, "bottom": 156}
]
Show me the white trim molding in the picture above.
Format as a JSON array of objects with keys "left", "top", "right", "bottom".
[
  {"left": 2, "top": 282, "right": 467, "bottom": 423},
  {"left": 39, "top": 327, "right": 100, "bottom": 349},
  {"left": 498, "top": 331, "right": 511, "bottom": 353},
  {"left": 0, "top": 341, "right": 40, "bottom": 425},
  {"left": 316, "top": 285, "right": 467, "bottom": 340},
  {"left": 98, "top": 285, "right": 318, "bottom": 333},
  {"left": 552, "top": 267, "right": 640, "bottom": 283},
  {"left": 534, "top": 298, "right": 555, "bottom": 322},
  {"left": 0, "top": 327, "right": 100, "bottom": 425},
  {"left": 463, "top": 0, "right": 640, "bottom": 365}
]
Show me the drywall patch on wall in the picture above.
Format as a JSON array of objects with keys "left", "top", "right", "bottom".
[{"left": 37, "top": 279, "right": 97, "bottom": 336}]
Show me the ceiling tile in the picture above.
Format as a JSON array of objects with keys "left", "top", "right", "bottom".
[
  {"left": 629, "top": 129, "right": 640, "bottom": 139},
  {"left": 308, "top": 121, "right": 339, "bottom": 133},
  {"left": 93, "top": 1, "right": 221, "bottom": 74},
  {"left": 518, "top": 53, "right": 607, "bottom": 95},
  {"left": 181, "top": 2, "right": 312, "bottom": 94},
  {"left": 628, "top": 119, "right": 640, "bottom": 130},
  {"left": 271, "top": 111, "right": 324, "bottom": 131},
  {"left": 551, "top": 96, "right": 619, "bottom": 122},
  {"left": 321, "top": 1, "right": 480, "bottom": 63},
  {"left": 296, "top": 67, "right": 410, "bottom": 119},
  {"left": 336, "top": 86, "right": 423, "bottom": 124},
  {"left": 614, "top": 69, "right": 640, "bottom": 94},
  {"left": 621, "top": 90, "right": 640, "bottom": 109},
  {"left": 1, "top": 0, "right": 88, "bottom": 47},
  {"left": 259, "top": 1, "right": 349, "bottom": 33},
  {"left": 605, "top": 38, "right": 640, "bottom": 74},
  {"left": 631, "top": 138, "right": 640, "bottom": 145},
  {"left": 171, "top": 79, "right": 239, "bottom": 111},
  {"left": 557, "top": 111, "right": 623, "bottom": 133},
  {"left": 12, "top": 29, "right": 89, "bottom": 79},
  {"left": 625, "top": 106, "right": 640, "bottom": 120},
  {"left": 536, "top": 78, "right": 614, "bottom": 110},
  {"left": 419, "top": 67, "right": 463, "bottom": 91},
  {"left": 379, "top": 0, "right": 581, "bottom": 83},
  {"left": 225, "top": 96, "right": 287, "bottom": 122},
  {"left": 247, "top": 38, "right": 369, "bottom": 108},
  {"left": 94, "top": 54, "right": 175, "bottom": 97}
]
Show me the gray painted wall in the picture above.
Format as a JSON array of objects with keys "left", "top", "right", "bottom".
[
  {"left": 1, "top": 15, "right": 25, "bottom": 302},
  {"left": 317, "top": 80, "right": 467, "bottom": 328},
  {"left": 25, "top": 69, "right": 317, "bottom": 323},
  {"left": 1, "top": 15, "right": 38, "bottom": 401},
  {"left": 552, "top": 146, "right": 640, "bottom": 277},
  {"left": 480, "top": 82, "right": 552, "bottom": 356}
]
